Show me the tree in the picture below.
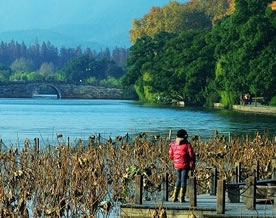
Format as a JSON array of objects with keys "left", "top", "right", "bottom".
[
  {"left": 0, "top": 64, "right": 12, "bottom": 81},
  {"left": 9, "top": 71, "right": 43, "bottom": 81},
  {"left": 61, "top": 55, "right": 92, "bottom": 82},
  {"left": 129, "top": 1, "right": 212, "bottom": 43},
  {"left": 39, "top": 62, "right": 55, "bottom": 81},
  {"left": 210, "top": 0, "right": 276, "bottom": 106},
  {"left": 111, "top": 47, "right": 129, "bottom": 66},
  {"left": 191, "top": 0, "right": 235, "bottom": 23},
  {"left": 10, "top": 58, "right": 34, "bottom": 73},
  {"left": 122, "top": 35, "right": 156, "bottom": 88},
  {"left": 27, "top": 42, "right": 40, "bottom": 69},
  {"left": 105, "top": 61, "right": 124, "bottom": 78},
  {"left": 150, "top": 30, "right": 215, "bottom": 105},
  {"left": 39, "top": 62, "right": 55, "bottom": 75},
  {"left": 60, "top": 55, "right": 125, "bottom": 83},
  {"left": 123, "top": 30, "right": 215, "bottom": 105}
]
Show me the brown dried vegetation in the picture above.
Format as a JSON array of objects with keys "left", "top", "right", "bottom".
[{"left": 0, "top": 133, "right": 275, "bottom": 217}]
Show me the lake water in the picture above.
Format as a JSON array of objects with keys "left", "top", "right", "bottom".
[{"left": 0, "top": 98, "right": 275, "bottom": 145}]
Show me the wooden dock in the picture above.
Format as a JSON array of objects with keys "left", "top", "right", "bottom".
[
  {"left": 120, "top": 194, "right": 276, "bottom": 218},
  {"left": 120, "top": 160, "right": 276, "bottom": 218}
]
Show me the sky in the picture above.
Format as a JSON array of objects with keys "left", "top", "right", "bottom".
[
  {"left": 0, "top": 0, "right": 176, "bottom": 31},
  {"left": 0, "top": 0, "right": 187, "bottom": 48}
]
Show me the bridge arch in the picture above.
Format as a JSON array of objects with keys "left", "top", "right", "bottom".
[
  {"left": 0, "top": 82, "right": 123, "bottom": 99},
  {"left": 32, "top": 83, "right": 62, "bottom": 99}
]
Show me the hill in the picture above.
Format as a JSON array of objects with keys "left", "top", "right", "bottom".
[{"left": 0, "top": 0, "right": 182, "bottom": 49}]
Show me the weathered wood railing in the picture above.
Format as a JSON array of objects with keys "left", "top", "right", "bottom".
[
  {"left": 133, "top": 160, "right": 276, "bottom": 214},
  {"left": 252, "top": 96, "right": 265, "bottom": 106},
  {"left": 133, "top": 173, "right": 198, "bottom": 208}
]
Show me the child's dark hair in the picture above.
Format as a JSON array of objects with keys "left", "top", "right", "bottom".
[{"left": 177, "top": 129, "right": 188, "bottom": 139}]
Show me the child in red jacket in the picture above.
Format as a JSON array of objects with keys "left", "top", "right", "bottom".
[{"left": 169, "top": 129, "right": 195, "bottom": 202}]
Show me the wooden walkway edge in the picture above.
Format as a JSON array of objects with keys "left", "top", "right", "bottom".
[{"left": 120, "top": 194, "right": 276, "bottom": 218}]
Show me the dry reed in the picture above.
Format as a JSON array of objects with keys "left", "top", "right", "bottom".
[{"left": 0, "top": 132, "right": 275, "bottom": 217}]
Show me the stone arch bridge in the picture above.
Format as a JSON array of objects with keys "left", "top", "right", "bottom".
[{"left": 0, "top": 82, "right": 123, "bottom": 99}]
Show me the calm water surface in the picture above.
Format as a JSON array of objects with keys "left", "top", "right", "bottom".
[{"left": 0, "top": 98, "right": 275, "bottom": 144}]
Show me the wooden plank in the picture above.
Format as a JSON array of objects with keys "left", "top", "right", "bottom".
[
  {"left": 227, "top": 178, "right": 276, "bottom": 187},
  {"left": 256, "top": 179, "right": 276, "bottom": 185},
  {"left": 252, "top": 97, "right": 264, "bottom": 100},
  {"left": 121, "top": 194, "right": 276, "bottom": 217}
]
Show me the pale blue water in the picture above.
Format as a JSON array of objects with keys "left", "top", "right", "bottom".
[{"left": 0, "top": 98, "right": 275, "bottom": 145}]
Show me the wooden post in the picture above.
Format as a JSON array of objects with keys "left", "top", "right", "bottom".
[
  {"left": 162, "top": 173, "right": 169, "bottom": 202},
  {"left": 159, "top": 138, "right": 163, "bottom": 153},
  {"left": 34, "top": 138, "right": 39, "bottom": 154},
  {"left": 272, "top": 159, "right": 276, "bottom": 179},
  {"left": 134, "top": 175, "right": 143, "bottom": 204},
  {"left": 216, "top": 180, "right": 225, "bottom": 214},
  {"left": 108, "top": 136, "right": 112, "bottom": 144},
  {"left": 188, "top": 177, "right": 197, "bottom": 207},
  {"left": 120, "top": 136, "right": 124, "bottom": 147},
  {"left": 125, "top": 133, "right": 129, "bottom": 144},
  {"left": 210, "top": 167, "right": 218, "bottom": 195},
  {"left": 255, "top": 161, "right": 260, "bottom": 181},
  {"left": 235, "top": 162, "right": 241, "bottom": 183},
  {"left": 67, "top": 137, "right": 70, "bottom": 148},
  {"left": 0, "top": 138, "right": 2, "bottom": 152},
  {"left": 244, "top": 176, "right": 256, "bottom": 210},
  {"left": 168, "top": 130, "right": 172, "bottom": 141},
  {"left": 231, "top": 167, "right": 235, "bottom": 183},
  {"left": 98, "top": 133, "right": 101, "bottom": 144}
]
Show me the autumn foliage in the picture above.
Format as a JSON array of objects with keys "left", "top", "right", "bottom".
[
  {"left": 271, "top": 1, "right": 276, "bottom": 10},
  {"left": 129, "top": 0, "right": 235, "bottom": 42}
]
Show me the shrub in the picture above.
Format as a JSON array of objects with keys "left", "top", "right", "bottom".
[{"left": 269, "top": 96, "right": 276, "bottom": 106}]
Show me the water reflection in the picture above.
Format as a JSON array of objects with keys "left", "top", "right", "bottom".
[{"left": 32, "top": 94, "right": 58, "bottom": 99}]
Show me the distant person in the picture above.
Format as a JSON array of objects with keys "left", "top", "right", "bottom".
[
  {"left": 169, "top": 129, "right": 195, "bottom": 202},
  {"left": 240, "top": 95, "right": 243, "bottom": 105},
  {"left": 248, "top": 92, "right": 252, "bottom": 105},
  {"left": 244, "top": 94, "right": 248, "bottom": 105},
  {"left": 242, "top": 94, "right": 246, "bottom": 105}
]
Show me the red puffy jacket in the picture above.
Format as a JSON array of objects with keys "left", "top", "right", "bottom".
[{"left": 169, "top": 139, "right": 195, "bottom": 169}]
